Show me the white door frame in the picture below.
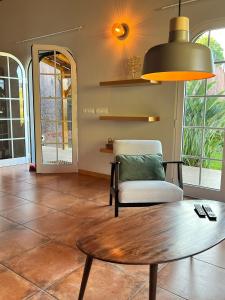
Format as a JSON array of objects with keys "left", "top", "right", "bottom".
[
  {"left": 0, "top": 52, "right": 30, "bottom": 167},
  {"left": 32, "top": 44, "right": 78, "bottom": 173}
]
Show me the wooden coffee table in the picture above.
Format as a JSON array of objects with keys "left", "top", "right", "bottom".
[{"left": 76, "top": 200, "right": 225, "bottom": 300}]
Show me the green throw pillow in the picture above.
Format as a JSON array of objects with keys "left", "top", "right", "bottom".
[{"left": 116, "top": 154, "right": 165, "bottom": 182}]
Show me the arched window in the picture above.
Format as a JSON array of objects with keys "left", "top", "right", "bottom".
[
  {"left": 182, "top": 28, "right": 225, "bottom": 190},
  {"left": 0, "top": 53, "right": 29, "bottom": 166}
]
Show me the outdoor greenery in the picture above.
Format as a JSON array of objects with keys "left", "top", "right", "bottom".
[{"left": 183, "top": 32, "right": 225, "bottom": 170}]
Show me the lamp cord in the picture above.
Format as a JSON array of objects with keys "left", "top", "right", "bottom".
[{"left": 178, "top": 0, "right": 181, "bottom": 16}]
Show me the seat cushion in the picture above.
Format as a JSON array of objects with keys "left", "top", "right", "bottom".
[{"left": 118, "top": 180, "right": 183, "bottom": 203}]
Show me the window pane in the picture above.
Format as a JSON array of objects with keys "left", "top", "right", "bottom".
[
  {"left": 195, "top": 31, "right": 209, "bottom": 46},
  {"left": 9, "top": 58, "right": 23, "bottom": 78},
  {"left": 0, "top": 78, "right": 9, "bottom": 98},
  {"left": 183, "top": 157, "right": 200, "bottom": 186},
  {"left": 0, "top": 99, "right": 10, "bottom": 118},
  {"left": 41, "top": 121, "right": 56, "bottom": 144},
  {"left": 183, "top": 128, "right": 203, "bottom": 156},
  {"left": 57, "top": 122, "right": 72, "bottom": 144},
  {"left": 184, "top": 97, "right": 204, "bottom": 126},
  {"left": 0, "top": 140, "right": 12, "bottom": 159},
  {"left": 209, "top": 29, "right": 225, "bottom": 62},
  {"left": 41, "top": 98, "right": 56, "bottom": 121},
  {"left": 207, "top": 63, "right": 225, "bottom": 95},
  {"left": 57, "top": 98, "right": 72, "bottom": 122},
  {"left": 203, "top": 129, "right": 224, "bottom": 160},
  {"left": 42, "top": 144, "right": 57, "bottom": 164},
  {"left": 40, "top": 75, "right": 55, "bottom": 98},
  {"left": 205, "top": 97, "right": 225, "bottom": 128},
  {"left": 201, "top": 160, "right": 222, "bottom": 189},
  {"left": 0, "top": 120, "right": 11, "bottom": 138},
  {"left": 58, "top": 144, "right": 72, "bottom": 164},
  {"left": 186, "top": 80, "right": 206, "bottom": 96},
  {"left": 11, "top": 100, "right": 24, "bottom": 119},
  {"left": 0, "top": 56, "right": 8, "bottom": 77},
  {"left": 10, "top": 79, "right": 22, "bottom": 98},
  {"left": 13, "top": 139, "right": 25, "bottom": 158},
  {"left": 12, "top": 120, "right": 25, "bottom": 138}
]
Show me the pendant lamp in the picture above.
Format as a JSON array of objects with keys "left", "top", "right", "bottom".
[{"left": 141, "top": 0, "right": 215, "bottom": 81}]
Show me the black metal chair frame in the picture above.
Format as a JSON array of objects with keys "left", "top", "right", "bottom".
[{"left": 109, "top": 160, "right": 184, "bottom": 217}]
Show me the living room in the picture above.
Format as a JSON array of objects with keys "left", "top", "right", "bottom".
[{"left": 0, "top": 0, "right": 225, "bottom": 299}]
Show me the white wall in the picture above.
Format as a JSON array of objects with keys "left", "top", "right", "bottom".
[{"left": 0, "top": 0, "right": 224, "bottom": 176}]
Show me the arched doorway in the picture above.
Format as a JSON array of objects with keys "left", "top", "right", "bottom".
[
  {"left": 32, "top": 45, "right": 78, "bottom": 173},
  {"left": 0, "top": 52, "right": 29, "bottom": 167}
]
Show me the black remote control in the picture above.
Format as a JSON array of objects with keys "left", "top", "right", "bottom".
[
  {"left": 202, "top": 205, "right": 217, "bottom": 221},
  {"left": 194, "top": 204, "right": 206, "bottom": 218}
]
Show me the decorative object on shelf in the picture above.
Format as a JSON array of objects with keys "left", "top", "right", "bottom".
[
  {"left": 106, "top": 138, "right": 114, "bottom": 150},
  {"left": 112, "top": 23, "right": 129, "bottom": 40},
  {"left": 127, "top": 56, "right": 142, "bottom": 79},
  {"left": 99, "top": 78, "right": 161, "bottom": 87},
  {"left": 99, "top": 115, "right": 160, "bottom": 122},
  {"left": 142, "top": 0, "right": 215, "bottom": 81}
]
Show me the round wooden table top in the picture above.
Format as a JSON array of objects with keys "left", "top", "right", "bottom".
[{"left": 76, "top": 200, "right": 225, "bottom": 265}]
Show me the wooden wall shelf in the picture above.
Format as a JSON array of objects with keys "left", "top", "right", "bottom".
[
  {"left": 99, "top": 79, "right": 161, "bottom": 87},
  {"left": 99, "top": 115, "right": 160, "bottom": 122},
  {"left": 100, "top": 148, "right": 113, "bottom": 154}
]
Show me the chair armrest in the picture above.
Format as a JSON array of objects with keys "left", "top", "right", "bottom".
[
  {"left": 110, "top": 161, "right": 120, "bottom": 191},
  {"left": 162, "top": 161, "right": 184, "bottom": 190}
]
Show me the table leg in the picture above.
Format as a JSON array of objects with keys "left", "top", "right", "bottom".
[
  {"left": 149, "top": 264, "right": 158, "bottom": 300},
  {"left": 78, "top": 255, "right": 93, "bottom": 300}
]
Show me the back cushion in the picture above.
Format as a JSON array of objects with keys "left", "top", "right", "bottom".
[{"left": 116, "top": 154, "right": 165, "bottom": 182}]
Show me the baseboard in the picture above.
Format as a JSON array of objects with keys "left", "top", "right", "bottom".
[{"left": 78, "top": 169, "right": 110, "bottom": 179}]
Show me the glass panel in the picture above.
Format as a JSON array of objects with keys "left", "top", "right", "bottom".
[
  {"left": 184, "top": 97, "right": 205, "bottom": 126},
  {"left": 0, "top": 99, "right": 10, "bottom": 118},
  {"left": 201, "top": 160, "right": 222, "bottom": 189},
  {"left": 13, "top": 139, "right": 25, "bottom": 158},
  {"left": 9, "top": 58, "right": 23, "bottom": 78},
  {"left": 41, "top": 98, "right": 56, "bottom": 121},
  {"left": 0, "top": 140, "right": 12, "bottom": 159},
  {"left": 11, "top": 100, "right": 24, "bottom": 119},
  {"left": 10, "top": 79, "right": 22, "bottom": 98},
  {"left": 204, "top": 129, "right": 224, "bottom": 160},
  {"left": 186, "top": 80, "right": 206, "bottom": 97},
  {"left": 57, "top": 122, "right": 72, "bottom": 144},
  {"left": 41, "top": 121, "right": 56, "bottom": 144},
  {"left": 183, "top": 128, "right": 203, "bottom": 156},
  {"left": 207, "top": 63, "right": 225, "bottom": 95},
  {"left": 58, "top": 144, "right": 72, "bottom": 164},
  {"left": 40, "top": 74, "right": 55, "bottom": 98},
  {"left": 57, "top": 99, "right": 72, "bottom": 122},
  {"left": 183, "top": 157, "right": 200, "bottom": 186},
  {"left": 0, "top": 56, "right": 8, "bottom": 77},
  {"left": 209, "top": 28, "right": 225, "bottom": 62},
  {"left": 0, "top": 120, "right": 11, "bottom": 138},
  {"left": 195, "top": 31, "right": 209, "bottom": 46},
  {"left": 205, "top": 97, "right": 225, "bottom": 128},
  {"left": 42, "top": 144, "right": 57, "bottom": 164},
  {"left": 0, "top": 78, "right": 9, "bottom": 98},
  {"left": 12, "top": 120, "right": 25, "bottom": 138},
  {"left": 62, "top": 76, "right": 72, "bottom": 98}
]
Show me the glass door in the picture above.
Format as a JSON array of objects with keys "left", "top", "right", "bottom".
[
  {"left": 32, "top": 45, "right": 78, "bottom": 173},
  {"left": 180, "top": 29, "right": 225, "bottom": 201},
  {"left": 0, "top": 53, "right": 29, "bottom": 167}
]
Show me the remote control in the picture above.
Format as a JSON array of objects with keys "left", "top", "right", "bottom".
[
  {"left": 194, "top": 204, "right": 206, "bottom": 218},
  {"left": 202, "top": 205, "right": 217, "bottom": 221}
]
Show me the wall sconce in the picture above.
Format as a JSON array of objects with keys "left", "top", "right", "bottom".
[{"left": 112, "top": 23, "right": 129, "bottom": 40}]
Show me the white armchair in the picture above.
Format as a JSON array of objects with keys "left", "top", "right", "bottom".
[{"left": 109, "top": 140, "right": 183, "bottom": 217}]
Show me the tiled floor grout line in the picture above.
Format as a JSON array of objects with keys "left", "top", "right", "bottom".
[
  {"left": 193, "top": 256, "right": 225, "bottom": 270},
  {"left": 0, "top": 261, "right": 58, "bottom": 300},
  {"left": 157, "top": 285, "right": 188, "bottom": 300}
]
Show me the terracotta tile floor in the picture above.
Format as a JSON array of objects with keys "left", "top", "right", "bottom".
[{"left": 0, "top": 164, "right": 225, "bottom": 299}]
